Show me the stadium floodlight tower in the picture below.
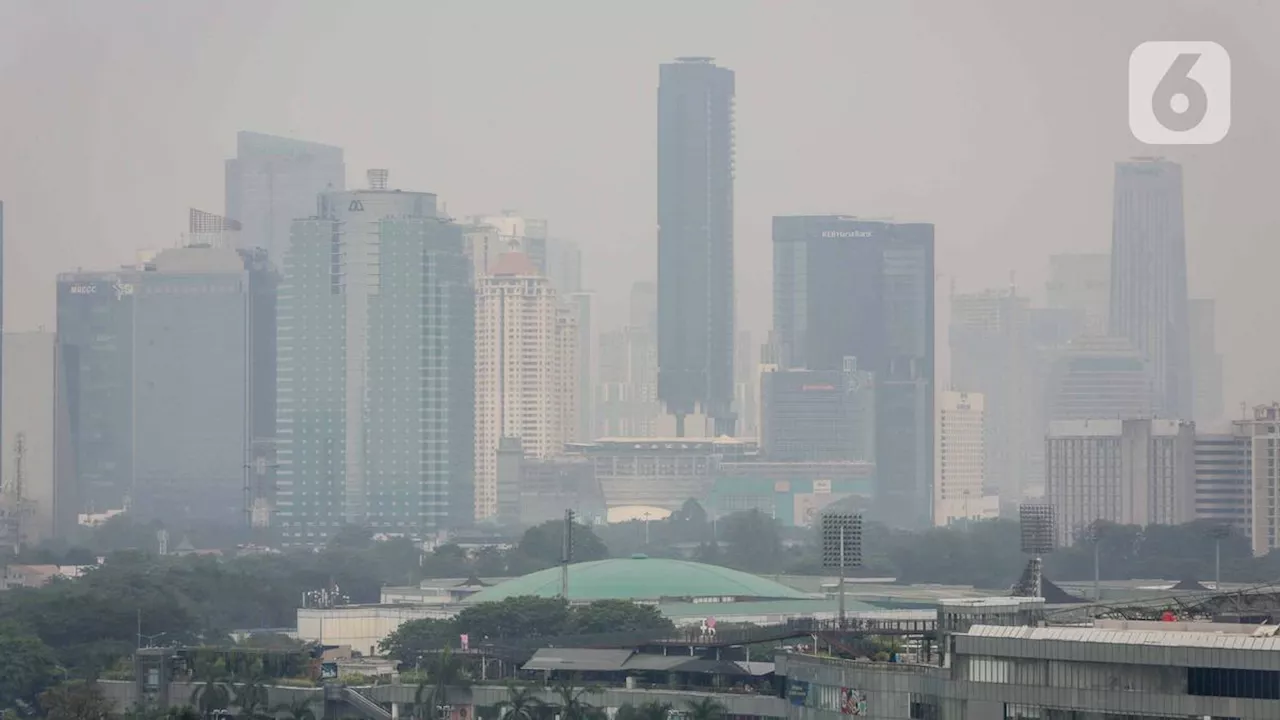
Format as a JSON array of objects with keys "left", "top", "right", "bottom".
[
  {"left": 821, "top": 512, "right": 863, "bottom": 627},
  {"left": 1017, "top": 503, "right": 1056, "bottom": 599}
]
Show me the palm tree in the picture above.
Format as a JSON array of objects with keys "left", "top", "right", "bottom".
[
  {"left": 189, "top": 658, "right": 231, "bottom": 720},
  {"left": 494, "top": 685, "right": 544, "bottom": 720},
  {"left": 232, "top": 671, "right": 272, "bottom": 720},
  {"left": 550, "top": 681, "right": 599, "bottom": 720},
  {"left": 272, "top": 698, "right": 317, "bottom": 720},
  {"left": 632, "top": 701, "right": 672, "bottom": 720},
  {"left": 683, "top": 698, "right": 727, "bottom": 720},
  {"left": 413, "top": 648, "right": 471, "bottom": 720}
]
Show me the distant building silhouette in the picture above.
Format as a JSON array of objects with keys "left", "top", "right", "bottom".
[
  {"left": 1110, "top": 158, "right": 1192, "bottom": 419},
  {"left": 656, "top": 58, "right": 736, "bottom": 437}
]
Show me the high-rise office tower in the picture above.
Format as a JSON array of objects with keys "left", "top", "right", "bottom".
[
  {"left": 773, "top": 215, "right": 935, "bottom": 527},
  {"left": 657, "top": 57, "right": 736, "bottom": 437},
  {"left": 129, "top": 243, "right": 254, "bottom": 525},
  {"left": 1110, "top": 158, "right": 1192, "bottom": 419},
  {"left": 1046, "top": 418, "right": 1195, "bottom": 547},
  {"left": 546, "top": 238, "right": 582, "bottom": 295},
  {"left": 761, "top": 363, "right": 875, "bottom": 463},
  {"left": 1046, "top": 335, "right": 1155, "bottom": 422},
  {"left": 934, "top": 391, "right": 996, "bottom": 526},
  {"left": 0, "top": 200, "right": 5, "bottom": 456},
  {"left": 56, "top": 270, "right": 138, "bottom": 513},
  {"left": 474, "top": 252, "right": 576, "bottom": 521},
  {"left": 276, "top": 170, "right": 474, "bottom": 545},
  {"left": 225, "top": 131, "right": 345, "bottom": 262},
  {"left": 597, "top": 282, "right": 660, "bottom": 439},
  {"left": 1047, "top": 253, "right": 1110, "bottom": 336},
  {"left": 1189, "top": 298, "right": 1224, "bottom": 427},
  {"left": 950, "top": 288, "right": 1030, "bottom": 499}
]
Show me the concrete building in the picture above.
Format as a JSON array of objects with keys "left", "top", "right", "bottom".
[
  {"left": 935, "top": 391, "right": 997, "bottom": 526},
  {"left": 0, "top": 332, "right": 75, "bottom": 544},
  {"left": 760, "top": 365, "right": 874, "bottom": 463},
  {"left": 568, "top": 437, "right": 753, "bottom": 511},
  {"left": 1110, "top": 157, "right": 1192, "bottom": 419},
  {"left": 474, "top": 252, "right": 576, "bottom": 522},
  {"left": 224, "top": 131, "right": 345, "bottom": 262},
  {"left": 1046, "top": 252, "right": 1110, "bottom": 335},
  {"left": 566, "top": 291, "right": 593, "bottom": 445},
  {"left": 1189, "top": 297, "right": 1224, "bottom": 427},
  {"left": 734, "top": 330, "right": 759, "bottom": 441},
  {"left": 1047, "top": 335, "right": 1154, "bottom": 422},
  {"left": 1194, "top": 430, "right": 1251, "bottom": 540},
  {"left": 276, "top": 170, "right": 474, "bottom": 545},
  {"left": 516, "top": 455, "right": 604, "bottom": 527},
  {"left": 544, "top": 238, "right": 582, "bottom": 295},
  {"left": 773, "top": 215, "right": 934, "bottom": 528},
  {"left": 1046, "top": 418, "right": 1195, "bottom": 546},
  {"left": 1238, "top": 404, "right": 1280, "bottom": 556},
  {"left": 597, "top": 282, "right": 660, "bottom": 439},
  {"left": 949, "top": 288, "right": 1030, "bottom": 500},
  {"left": 709, "top": 461, "right": 874, "bottom": 526},
  {"left": 657, "top": 57, "right": 736, "bottom": 437},
  {"left": 780, "top": 617, "right": 1280, "bottom": 719}
]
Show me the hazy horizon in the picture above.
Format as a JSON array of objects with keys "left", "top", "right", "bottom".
[{"left": 2, "top": 0, "right": 1278, "bottom": 413}]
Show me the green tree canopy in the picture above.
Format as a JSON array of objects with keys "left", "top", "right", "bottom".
[{"left": 570, "top": 600, "right": 674, "bottom": 635}]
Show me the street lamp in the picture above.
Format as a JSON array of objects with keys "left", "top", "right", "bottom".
[{"left": 642, "top": 511, "right": 651, "bottom": 545}]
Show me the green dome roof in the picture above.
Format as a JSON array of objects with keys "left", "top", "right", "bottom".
[{"left": 464, "top": 557, "right": 808, "bottom": 604}]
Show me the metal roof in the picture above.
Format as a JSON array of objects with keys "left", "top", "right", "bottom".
[
  {"left": 966, "top": 624, "right": 1280, "bottom": 651},
  {"left": 522, "top": 648, "right": 634, "bottom": 672}
]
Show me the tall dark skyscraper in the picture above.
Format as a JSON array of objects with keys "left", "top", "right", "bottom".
[
  {"left": 656, "top": 57, "right": 736, "bottom": 437},
  {"left": 225, "top": 131, "right": 346, "bottom": 263},
  {"left": 1110, "top": 157, "right": 1191, "bottom": 419},
  {"left": 773, "top": 216, "right": 935, "bottom": 528}
]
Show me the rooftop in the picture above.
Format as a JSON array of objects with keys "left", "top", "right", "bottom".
[{"left": 464, "top": 557, "right": 809, "bottom": 604}]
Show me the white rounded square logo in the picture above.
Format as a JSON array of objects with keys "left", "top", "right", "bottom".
[{"left": 1129, "top": 41, "right": 1231, "bottom": 145}]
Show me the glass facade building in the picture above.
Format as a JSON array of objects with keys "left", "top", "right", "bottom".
[
  {"left": 656, "top": 57, "right": 736, "bottom": 436},
  {"left": 1110, "top": 158, "right": 1192, "bottom": 420},
  {"left": 773, "top": 215, "right": 935, "bottom": 528},
  {"left": 275, "top": 179, "right": 473, "bottom": 546}
]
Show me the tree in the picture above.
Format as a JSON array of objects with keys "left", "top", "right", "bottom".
[
  {"left": 188, "top": 657, "right": 231, "bottom": 719},
  {"left": 549, "top": 682, "right": 599, "bottom": 720},
  {"left": 570, "top": 600, "right": 674, "bottom": 635},
  {"left": 615, "top": 702, "right": 671, "bottom": 720},
  {"left": 39, "top": 682, "right": 113, "bottom": 720},
  {"left": 683, "top": 698, "right": 727, "bottom": 720},
  {"left": 720, "top": 511, "right": 783, "bottom": 573},
  {"left": 272, "top": 698, "right": 317, "bottom": 720},
  {"left": 454, "top": 597, "right": 571, "bottom": 641},
  {"left": 494, "top": 684, "right": 545, "bottom": 720},
  {"left": 378, "top": 618, "right": 459, "bottom": 666},
  {"left": 517, "top": 521, "right": 607, "bottom": 568},
  {"left": 0, "top": 623, "right": 61, "bottom": 711},
  {"left": 412, "top": 647, "right": 471, "bottom": 720}
]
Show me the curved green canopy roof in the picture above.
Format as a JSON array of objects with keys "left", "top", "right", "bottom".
[{"left": 464, "top": 557, "right": 808, "bottom": 604}]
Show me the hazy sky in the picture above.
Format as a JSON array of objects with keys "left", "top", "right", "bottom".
[{"left": 1, "top": 1, "right": 1277, "bottom": 411}]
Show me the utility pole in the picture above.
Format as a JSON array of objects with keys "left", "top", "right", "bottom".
[{"left": 560, "top": 509, "right": 574, "bottom": 599}]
